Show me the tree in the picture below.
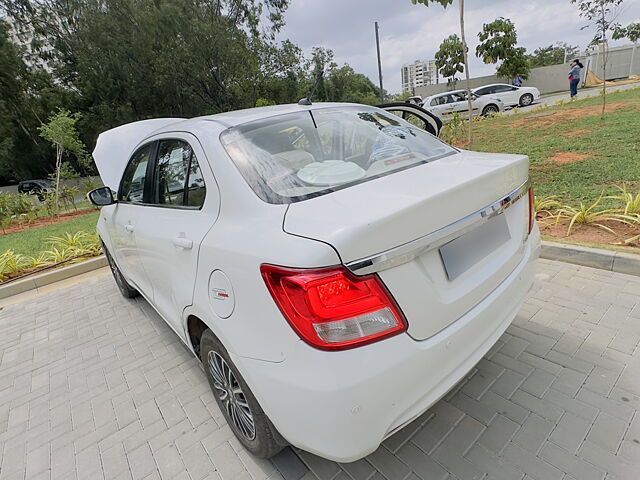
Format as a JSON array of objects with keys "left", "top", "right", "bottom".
[
  {"left": 476, "top": 17, "right": 531, "bottom": 80},
  {"left": 613, "top": 22, "right": 640, "bottom": 77},
  {"left": 528, "top": 43, "right": 581, "bottom": 67},
  {"left": 570, "top": 0, "right": 623, "bottom": 116},
  {"left": 2, "top": 0, "right": 292, "bottom": 135},
  {"left": 38, "top": 109, "right": 87, "bottom": 209},
  {"left": 435, "top": 34, "right": 465, "bottom": 86},
  {"left": 411, "top": 0, "right": 473, "bottom": 145},
  {"left": 0, "top": 19, "right": 69, "bottom": 184}
]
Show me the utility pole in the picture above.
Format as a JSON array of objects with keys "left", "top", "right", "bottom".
[{"left": 375, "top": 21, "right": 384, "bottom": 103}]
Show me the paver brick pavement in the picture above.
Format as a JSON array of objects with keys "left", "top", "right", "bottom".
[{"left": 1, "top": 259, "right": 639, "bottom": 479}]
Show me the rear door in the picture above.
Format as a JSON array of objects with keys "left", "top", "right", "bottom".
[
  {"left": 378, "top": 103, "right": 442, "bottom": 137},
  {"left": 494, "top": 85, "right": 519, "bottom": 106},
  {"left": 450, "top": 92, "right": 480, "bottom": 118},
  {"left": 426, "top": 95, "right": 453, "bottom": 121},
  {"left": 110, "top": 143, "right": 156, "bottom": 297},
  {"left": 132, "top": 135, "right": 219, "bottom": 338}
]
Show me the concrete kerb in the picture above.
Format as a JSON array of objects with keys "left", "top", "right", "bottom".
[
  {"left": 541, "top": 241, "right": 640, "bottom": 276},
  {"left": 0, "top": 255, "right": 107, "bottom": 300}
]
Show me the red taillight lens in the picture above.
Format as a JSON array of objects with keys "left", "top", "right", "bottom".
[
  {"left": 528, "top": 185, "right": 535, "bottom": 234},
  {"left": 261, "top": 264, "right": 407, "bottom": 350}
]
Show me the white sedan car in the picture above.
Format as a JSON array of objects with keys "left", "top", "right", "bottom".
[
  {"left": 472, "top": 83, "right": 541, "bottom": 107},
  {"left": 88, "top": 102, "right": 540, "bottom": 462},
  {"left": 421, "top": 90, "right": 505, "bottom": 123}
]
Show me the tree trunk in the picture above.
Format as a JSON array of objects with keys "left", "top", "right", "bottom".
[
  {"left": 630, "top": 42, "right": 637, "bottom": 79},
  {"left": 54, "top": 144, "right": 62, "bottom": 213},
  {"left": 459, "top": 0, "right": 472, "bottom": 146},
  {"left": 602, "top": 41, "right": 607, "bottom": 117},
  {"left": 601, "top": 6, "right": 606, "bottom": 118}
]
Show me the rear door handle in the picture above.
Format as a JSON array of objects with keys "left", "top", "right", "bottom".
[
  {"left": 172, "top": 237, "right": 193, "bottom": 249},
  {"left": 124, "top": 224, "right": 135, "bottom": 232}
]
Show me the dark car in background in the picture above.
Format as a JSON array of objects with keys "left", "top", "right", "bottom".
[{"left": 17, "top": 179, "right": 52, "bottom": 200}]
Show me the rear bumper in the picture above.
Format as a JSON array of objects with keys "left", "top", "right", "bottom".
[{"left": 236, "top": 226, "right": 540, "bottom": 462}]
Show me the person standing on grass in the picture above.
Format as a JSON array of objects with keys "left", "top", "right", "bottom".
[{"left": 569, "top": 59, "right": 583, "bottom": 98}]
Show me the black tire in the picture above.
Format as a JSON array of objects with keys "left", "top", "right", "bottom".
[
  {"left": 482, "top": 104, "right": 499, "bottom": 116},
  {"left": 519, "top": 93, "right": 534, "bottom": 107},
  {"left": 200, "top": 329, "right": 285, "bottom": 458},
  {"left": 104, "top": 245, "right": 139, "bottom": 298}
]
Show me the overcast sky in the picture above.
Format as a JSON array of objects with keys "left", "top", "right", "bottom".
[{"left": 277, "top": 0, "right": 640, "bottom": 93}]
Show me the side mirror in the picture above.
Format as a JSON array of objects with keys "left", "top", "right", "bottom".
[{"left": 88, "top": 186, "right": 116, "bottom": 206}]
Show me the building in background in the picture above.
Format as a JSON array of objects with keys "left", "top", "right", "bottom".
[{"left": 401, "top": 59, "right": 439, "bottom": 93}]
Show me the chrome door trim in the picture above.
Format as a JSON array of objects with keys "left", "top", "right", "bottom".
[{"left": 345, "top": 180, "right": 531, "bottom": 275}]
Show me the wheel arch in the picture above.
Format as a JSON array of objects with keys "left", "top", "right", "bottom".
[
  {"left": 186, "top": 314, "right": 210, "bottom": 358},
  {"left": 482, "top": 103, "right": 499, "bottom": 115}
]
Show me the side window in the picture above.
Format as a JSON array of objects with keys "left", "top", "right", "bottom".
[
  {"left": 495, "top": 85, "right": 512, "bottom": 93},
  {"left": 476, "top": 87, "right": 489, "bottom": 95},
  {"left": 154, "top": 139, "right": 207, "bottom": 208},
  {"left": 155, "top": 140, "right": 191, "bottom": 206},
  {"left": 185, "top": 155, "right": 207, "bottom": 207},
  {"left": 119, "top": 144, "right": 152, "bottom": 203}
]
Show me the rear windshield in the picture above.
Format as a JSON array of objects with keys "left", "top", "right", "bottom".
[{"left": 220, "top": 106, "right": 456, "bottom": 204}]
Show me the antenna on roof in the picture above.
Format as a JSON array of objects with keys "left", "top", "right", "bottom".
[{"left": 301, "top": 69, "right": 326, "bottom": 106}]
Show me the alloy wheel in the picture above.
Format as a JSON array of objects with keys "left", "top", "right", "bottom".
[
  {"left": 208, "top": 351, "right": 256, "bottom": 441},
  {"left": 521, "top": 94, "right": 533, "bottom": 106}
]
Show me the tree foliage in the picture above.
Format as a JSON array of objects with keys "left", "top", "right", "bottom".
[
  {"left": 570, "top": 0, "right": 623, "bottom": 45},
  {"left": 0, "top": 0, "right": 384, "bottom": 184},
  {"left": 613, "top": 22, "right": 640, "bottom": 43},
  {"left": 435, "top": 34, "right": 465, "bottom": 85},
  {"left": 38, "top": 109, "right": 87, "bottom": 208},
  {"left": 527, "top": 43, "right": 580, "bottom": 67},
  {"left": 0, "top": 19, "right": 70, "bottom": 183},
  {"left": 476, "top": 17, "right": 531, "bottom": 79},
  {"left": 410, "top": 0, "right": 453, "bottom": 5}
]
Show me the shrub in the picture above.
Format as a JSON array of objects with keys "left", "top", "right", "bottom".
[
  {"left": 556, "top": 194, "right": 639, "bottom": 235},
  {"left": 0, "top": 250, "right": 30, "bottom": 281}
]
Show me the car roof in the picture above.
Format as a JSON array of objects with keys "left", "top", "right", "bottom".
[
  {"left": 154, "top": 102, "right": 365, "bottom": 132},
  {"left": 473, "top": 83, "right": 513, "bottom": 89},
  {"left": 92, "top": 102, "right": 372, "bottom": 190}
]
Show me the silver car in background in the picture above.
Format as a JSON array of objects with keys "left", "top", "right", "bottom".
[{"left": 421, "top": 90, "right": 505, "bottom": 123}]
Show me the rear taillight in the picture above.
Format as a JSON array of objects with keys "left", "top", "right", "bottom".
[
  {"left": 261, "top": 264, "right": 407, "bottom": 351},
  {"left": 528, "top": 185, "right": 535, "bottom": 234}
]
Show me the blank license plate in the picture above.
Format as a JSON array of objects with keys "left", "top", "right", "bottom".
[{"left": 439, "top": 213, "right": 511, "bottom": 280}]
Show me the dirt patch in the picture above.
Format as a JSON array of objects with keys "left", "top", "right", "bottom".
[
  {"left": 511, "top": 102, "right": 629, "bottom": 128},
  {"left": 547, "top": 152, "right": 590, "bottom": 164},
  {"left": 561, "top": 128, "right": 592, "bottom": 138},
  {"left": 1, "top": 208, "right": 97, "bottom": 235},
  {"left": 538, "top": 213, "right": 640, "bottom": 248}
]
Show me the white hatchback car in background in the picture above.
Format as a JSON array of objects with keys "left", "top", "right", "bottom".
[
  {"left": 88, "top": 102, "right": 540, "bottom": 462},
  {"left": 472, "top": 83, "right": 541, "bottom": 107},
  {"left": 421, "top": 90, "right": 505, "bottom": 123}
]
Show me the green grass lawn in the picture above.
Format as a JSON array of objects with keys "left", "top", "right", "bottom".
[
  {"left": 466, "top": 87, "right": 640, "bottom": 205},
  {"left": 0, "top": 211, "right": 100, "bottom": 257}
]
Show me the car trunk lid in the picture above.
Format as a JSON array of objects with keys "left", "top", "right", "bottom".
[{"left": 283, "top": 150, "right": 530, "bottom": 340}]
